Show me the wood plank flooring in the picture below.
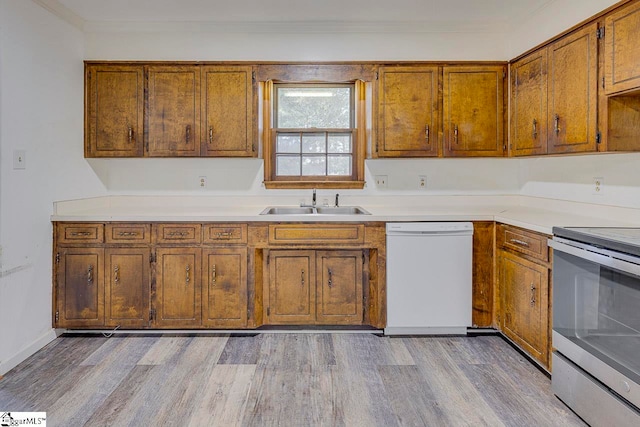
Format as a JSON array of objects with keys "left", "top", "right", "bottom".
[{"left": 0, "top": 334, "right": 585, "bottom": 426}]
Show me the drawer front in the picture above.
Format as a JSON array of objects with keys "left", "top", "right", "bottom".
[
  {"left": 269, "top": 224, "right": 365, "bottom": 245},
  {"left": 203, "top": 224, "right": 248, "bottom": 244},
  {"left": 105, "top": 224, "right": 151, "bottom": 244},
  {"left": 57, "top": 223, "right": 104, "bottom": 244},
  {"left": 498, "top": 224, "right": 549, "bottom": 262},
  {"left": 155, "top": 224, "right": 202, "bottom": 244}
]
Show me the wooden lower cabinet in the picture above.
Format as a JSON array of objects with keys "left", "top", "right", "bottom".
[
  {"left": 154, "top": 247, "right": 202, "bottom": 328},
  {"left": 105, "top": 248, "right": 150, "bottom": 328},
  {"left": 202, "top": 247, "right": 248, "bottom": 328},
  {"left": 498, "top": 249, "right": 550, "bottom": 367},
  {"left": 265, "top": 249, "right": 364, "bottom": 325},
  {"left": 56, "top": 247, "right": 104, "bottom": 328}
]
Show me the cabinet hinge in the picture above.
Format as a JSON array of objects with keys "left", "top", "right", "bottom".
[
  {"left": 375, "top": 71, "right": 379, "bottom": 80},
  {"left": 56, "top": 253, "right": 60, "bottom": 264},
  {"left": 55, "top": 311, "right": 59, "bottom": 323},
  {"left": 252, "top": 71, "right": 256, "bottom": 82},
  {"left": 596, "top": 27, "right": 605, "bottom": 39},
  {"left": 150, "top": 252, "right": 156, "bottom": 263},
  {"left": 149, "top": 308, "right": 156, "bottom": 322},
  {"left": 252, "top": 142, "right": 256, "bottom": 152},
  {"left": 602, "top": 76, "right": 605, "bottom": 89},
  {"left": 502, "top": 68, "right": 506, "bottom": 79},
  {"left": 267, "top": 307, "right": 271, "bottom": 316},
  {"left": 596, "top": 131, "right": 601, "bottom": 144},
  {"left": 362, "top": 252, "right": 366, "bottom": 265},
  {"left": 266, "top": 253, "right": 270, "bottom": 265}
]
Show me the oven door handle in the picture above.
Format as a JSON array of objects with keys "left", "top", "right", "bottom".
[{"left": 550, "top": 239, "right": 640, "bottom": 277}]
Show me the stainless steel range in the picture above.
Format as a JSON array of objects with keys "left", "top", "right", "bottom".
[{"left": 550, "top": 227, "right": 640, "bottom": 426}]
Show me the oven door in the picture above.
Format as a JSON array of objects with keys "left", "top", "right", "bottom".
[{"left": 551, "top": 238, "right": 640, "bottom": 409}]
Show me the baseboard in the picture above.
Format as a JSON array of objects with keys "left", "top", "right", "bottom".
[{"left": 0, "top": 329, "right": 58, "bottom": 376}]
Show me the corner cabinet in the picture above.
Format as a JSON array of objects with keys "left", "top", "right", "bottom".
[{"left": 605, "top": 1, "right": 640, "bottom": 95}]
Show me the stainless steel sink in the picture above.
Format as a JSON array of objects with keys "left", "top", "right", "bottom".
[{"left": 260, "top": 206, "right": 370, "bottom": 215}]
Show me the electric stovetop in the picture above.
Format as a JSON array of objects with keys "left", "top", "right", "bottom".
[{"left": 553, "top": 227, "right": 640, "bottom": 258}]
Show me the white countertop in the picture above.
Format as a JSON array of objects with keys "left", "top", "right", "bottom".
[{"left": 51, "top": 195, "right": 640, "bottom": 235}]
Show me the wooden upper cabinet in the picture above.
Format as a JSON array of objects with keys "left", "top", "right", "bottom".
[
  {"left": 547, "top": 23, "right": 598, "bottom": 154},
  {"left": 443, "top": 65, "right": 506, "bottom": 157},
  {"left": 510, "top": 50, "right": 548, "bottom": 156},
  {"left": 201, "top": 65, "right": 256, "bottom": 157},
  {"left": 605, "top": 1, "right": 640, "bottom": 95},
  {"left": 85, "top": 65, "right": 144, "bottom": 157},
  {"left": 147, "top": 65, "right": 201, "bottom": 157},
  {"left": 377, "top": 66, "right": 439, "bottom": 157}
]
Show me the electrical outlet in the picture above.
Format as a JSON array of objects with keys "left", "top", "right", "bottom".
[
  {"left": 375, "top": 175, "right": 388, "bottom": 188},
  {"left": 13, "top": 150, "right": 26, "bottom": 170},
  {"left": 418, "top": 175, "right": 427, "bottom": 189},
  {"left": 198, "top": 176, "right": 207, "bottom": 189},
  {"left": 593, "top": 177, "right": 603, "bottom": 195}
]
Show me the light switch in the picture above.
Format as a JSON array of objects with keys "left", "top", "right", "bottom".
[{"left": 13, "top": 150, "right": 26, "bottom": 170}]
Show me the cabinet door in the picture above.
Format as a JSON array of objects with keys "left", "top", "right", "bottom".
[
  {"left": 443, "top": 66, "right": 505, "bottom": 157},
  {"left": 202, "top": 248, "right": 247, "bottom": 328},
  {"left": 316, "top": 250, "right": 363, "bottom": 325},
  {"left": 547, "top": 23, "right": 598, "bottom": 154},
  {"left": 105, "top": 248, "right": 150, "bottom": 328},
  {"left": 605, "top": 2, "right": 640, "bottom": 94},
  {"left": 377, "top": 66, "right": 439, "bottom": 157},
  {"left": 499, "top": 250, "right": 549, "bottom": 366},
  {"left": 85, "top": 65, "right": 144, "bottom": 157},
  {"left": 201, "top": 66, "right": 255, "bottom": 157},
  {"left": 155, "top": 248, "right": 202, "bottom": 328},
  {"left": 510, "top": 50, "right": 548, "bottom": 156},
  {"left": 56, "top": 248, "right": 104, "bottom": 327},
  {"left": 147, "top": 65, "right": 201, "bottom": 156},
  {"left": 266, "top": 250, "right": 315, "bottom": 324}
]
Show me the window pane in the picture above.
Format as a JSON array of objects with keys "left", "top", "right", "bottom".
[
  {"left": 328, "top": 155, "right": 352, "bottom": 176},
  {"left": 328, "top": 133, "right": 352, "bottom": 153},
  {"left": 276, "top": 156, "right": 301, "bottom": 176},
  {"left": 302, "top": 133, "right": 326, "bottom": 153},
  {"left": 302, "top": 156, "right": 326, "bottom": 176},
  {"left": 276, "top": 133, "right": 301, "bottom": 153},
  {"left": 277, "top": 86, "right": 352, "bottom": 128}
]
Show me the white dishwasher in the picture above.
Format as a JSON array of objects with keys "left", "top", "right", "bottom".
[{"left": 385, "top": 222, "right": 473, "bottom": 335}]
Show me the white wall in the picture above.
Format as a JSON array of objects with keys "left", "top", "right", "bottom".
[{"left": 0, "top": 0, "right": 106, "bottom": 374}]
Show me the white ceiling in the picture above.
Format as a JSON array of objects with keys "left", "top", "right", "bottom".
[{"left": 52, "top": 0, "right": 552, "bottom": 26}]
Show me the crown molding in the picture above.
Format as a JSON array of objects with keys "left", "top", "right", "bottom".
[{"left": 31, "top": 0, "right": 85, "bottom": 30}]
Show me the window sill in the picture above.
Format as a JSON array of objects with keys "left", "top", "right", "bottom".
[{"left": 264, "top": 181, "right": 365, "bottom": 190}]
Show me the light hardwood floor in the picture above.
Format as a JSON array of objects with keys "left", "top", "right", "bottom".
[{"left": 0, "top": 334, "right": 584, "bottom": 426}]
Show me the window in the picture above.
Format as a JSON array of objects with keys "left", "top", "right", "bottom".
[{"left": 263, "top": 80, "right": 366, "bottom": 189}]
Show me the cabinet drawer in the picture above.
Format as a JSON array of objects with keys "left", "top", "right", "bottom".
[
  {"left": 105, "top": 224, "right": 151, "bottom": 244},
  {"left": 497, "top": 224, "right": 549, "bottom": 262},
  {"left": 203, "top": 224, "right": 247, "bottom": 244},
  {"left": 155, "top": 224, "right": 201, "bottom": 244},
  {"left": 269, "top": 224, "right": 365, "bottom": 245},
  {"left": 57, "top": 223, "right": 104, "bottom": 244}
]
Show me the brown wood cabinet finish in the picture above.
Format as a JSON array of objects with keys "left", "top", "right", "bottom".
[
  {"left": 268, "top": 224, "right": 365, "bottom": 245},
  {"left": 266, "top": 250, "right": 316, "bottom": 324},
  {"left": 147, "top": 65, "right": 201, "bottom": 157},
  {"left": 510, "top": 50, "right": 549, "bottom": 156},
  {"left": 443, "top": 66, "right": 506, "bottom": 157},
  {"left": 472, "top": 222, "right": 495, "bottom": 328},
  {"left": 86, "top": 65, "right": 144, "bottom": 157},
  {"left": 154, "top": 247, "right": 202, "bottom": 328},
  {"left": 104, "top": 248, "right": 150, "bottom": 327},
  {"left": 316, "top": 250, "right": 364, "bottom": 325},
  {"left": 377, "top": 66, "right": 439, "bottom": 157},
  {"left": 201, "top": 65, "right": 255, "bottom": 157},
  {"left": 202, "top": 248, "right": 248, "bottom": 328},
  {"left": 56, "top": 247, "right": 104, "bottom": 328},
  {"left": 547, "top": 23, "right": 599, "bottom": 154},
  {"left": 605, "top": 1, "right": 640, "bottom": 95}
]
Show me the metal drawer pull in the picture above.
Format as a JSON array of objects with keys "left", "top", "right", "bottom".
[
  {"left": 532, "top": 119, "right": 537, "bottom": 139},
  {"left": 211, "top": 265, "right": 216, "bottom": 285},
  {"left": 554, "top": 114, "right": 560, "bottom": 135},
  {"left": 87, "top": 265, "right": 94, "bottom": 284},
  {"left": 70, "top": 231, "right": 93, "bottom": 237},
  {"left": 118, "top": 231, "right": 138, "bottom": 237},
  {"left": 301, "top": 270, "right": 305, "bottom": 286},
  {"left": 186, "top": 125, "right": 191, "bottom": 143},
  {"left": 530, "top": 283, "right": 536, "bottom": 306},
  {"left": 453, "top": 124, "right": 458, "bottom": 143},
  {"left": 215, "top": 231, "right": 233, "bottom": 239},
  {"left": 186, "top": 265, "right": 191, "bottom": 285},
  {"left": 209, "top": 126, "right": 213, "bottom": 144},
  {"left": 425, "top": 124, "right": 430, "bottom": 142},
  {"left": 168, "top": 231, "right": 189, "bottom": 237},
  {"left": 128, "top": 126, "right": 134, "bottom": 143},
  {"left": 328, "top": 268, "right": 333, "bottom": 288},
  {"left": 114, "top": 265, "right": 120, "bottom": 284},
  {"left": 509, "top": 238, "right": 530, "bottom": 247}
]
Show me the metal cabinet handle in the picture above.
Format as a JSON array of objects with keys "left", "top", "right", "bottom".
[
  {"left": 87, "top": 265, "right": 94, "bottom": 284},
  {"left": 328, "top": 268, "right": 333, "bottom": 288},
  {"left": 168, "top": 231, "right": 188, "bottom": 237},
  {"left": 209, "top": 126, "right": 213, "bottom": 144},
  {"left": 215, "top": 231, "right": 232, "bottom": 239},
  {"left": 532, "top": 119, "right": 537, "bottom": 139},
  {"left": 186, "top": 265, "right": 190, "bottom": 284},
  {"left": 128, "top": 126, "right": 134, "bottom": 143},
  {"left": 509, "top": 238, "right": 530, "bottom": 247},
  {"left": 453, "top": 124, "right": 458, "bottom": 143},
  {"left": 211, "top": 265, "right": 216, "bottom": 286},
  {"left": 301, "top": 269, "right": 305, "bottom": 286},
  {"left": 554, "top": 114, "right": 560, "bottom": 135},
  {"left": 186, "top": 125, "right": 191, "bottom": 144},
  {"left": 71, "top": 231, "right": 92, "bottom": 237},
  {"left": 530, "top": 283, "right": 536, "bottom": 307},
  {"left": 114, "top": 265, "right": 120, "bottom": 284},
  {"left": 118, "top": 231, "right": 138, "bottom": 237},
  {"left": 425, "top": 124, "right": 430, "bottom": 142}
]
